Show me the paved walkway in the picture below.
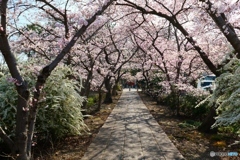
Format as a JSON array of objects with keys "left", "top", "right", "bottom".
[{"left": 82, "top": 89, "right": 185, "bottom": 160}]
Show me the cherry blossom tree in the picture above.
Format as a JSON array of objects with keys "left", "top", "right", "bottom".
[
  {"left": 199, "top": 0, "right": 240, "bottom": 56},
  {"left": 133, "top": 47, "right": 154, "bottom": 91},
  {"left": 70, "top": 40, "right": 104, "bottom": 109},
  {"left": 0, "top": 0, "right": 115, "bottom": 159},
  {"left": 117, "top": 0, "right": 240, "bottom": 132},
  {"left": 94, "top": 24, "right": 138, "bottom": 103}
]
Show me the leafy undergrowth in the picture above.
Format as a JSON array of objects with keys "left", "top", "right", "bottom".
[
  {"left": 32, "top": 91, "right": 122, "bottom": 160},
  {"left": 138, "top": 91, "right": 240, "bottom": 160}
]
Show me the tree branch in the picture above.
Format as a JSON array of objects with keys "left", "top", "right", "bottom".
[
  {"left": 0, "top": 127, "right": 14, "bottom": 149},
  {"left": 200, "top": 0, "right": 240, "bottom": 58}
]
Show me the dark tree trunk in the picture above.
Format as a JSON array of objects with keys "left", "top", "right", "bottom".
[
  {"left": 171, "top": 90, "right": 180, "bottom": 116},
  {"left": 104, "top": 77, "right": 113, "bottom": 104},
  {"left": 81, "top": 71, "right": 93, "bottom": 108},
  {"left": 198, "top": 107, "right": 218, "bottom": 133},
  {"left": 97, "top": 88, "right": 102, "bottom": 112},
  {"left": 0, "top": 1, "right": 30, "bottom": 157},
  {"left": 104, "top": 92, "right": 113, "bottom": 103},
  {"left": 176, "top": 93, "right": 180, "bottom": 116},
  {"left": 15, "top": 88, "right": 30, "bottom": 160}
]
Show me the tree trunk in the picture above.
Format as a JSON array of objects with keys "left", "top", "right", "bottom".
[
  {"left": 198, "top": 107, "right": 218, "bottom": 133},
  {"left": 171, "top": 90, "right": 180, "bottom": 116},
  {"left": 104, "top": 91, "right": 113, "bottom": 103},
  {"left": 104, "top": 77, "right": 113, "bottom": 104},
  {"left": 97, "top": 88, "right": 102, "bottom": 111},
  {"left": 81, "top": 71, "right": 93, "bottom": 109},
  {"left": 0, "top": 2, "right": 30, "bottom": 157},
  {"left": 176, "top": 93, "right": 180, "bottom": 116},
  {"left": 15, "top": 89, "right": 30, "bottom": 160}
]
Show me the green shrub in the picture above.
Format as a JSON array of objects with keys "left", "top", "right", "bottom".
[
  {"left": 218, "top": 124, "right": 240, "bottom": 134},
  {"left": 36, "top": 66, "right": 87, "bottom": 139},
  {"left": 0, "top": 77, "right": 18, "bottom": 137},
  {"left": 86, "top": 97, "right": 95, "bottom": 107},
  {"left": 0, "top": 63, "right": 87, "bottom": 140},
  {"left": 159, "top": 92, "right": 208, "bottom": 119},
  {"left": 159, "top": 92, "right": 175, "bottom": 108},
  {"left": 180, "top": 94, "right": 209, "bottom": 119}
]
